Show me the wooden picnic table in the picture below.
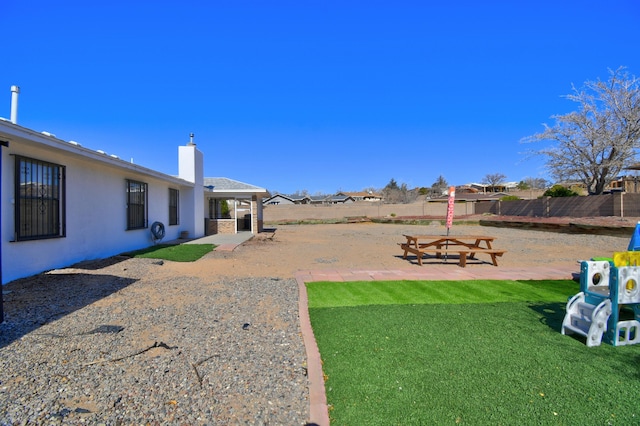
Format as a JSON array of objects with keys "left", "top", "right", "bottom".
[{"left": 399, "top": 234, "right": 506, "bottom": 267}]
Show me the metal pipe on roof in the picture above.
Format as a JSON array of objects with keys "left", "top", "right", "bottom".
[
  {"left": 11, "top": 86, "right": 20, "bottom": 124},
  {"left": 10, "top": 85, "right": 19, "bottom": 124}
]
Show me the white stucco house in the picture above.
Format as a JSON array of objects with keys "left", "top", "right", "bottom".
[{"left": 0, "top": 96, "right": 266, "bottom": 285}]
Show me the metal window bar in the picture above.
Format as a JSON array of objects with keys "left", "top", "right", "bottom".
[
  {"left": 169, "top": 188, "right": 179, "bottom": 225},
  {"left": 126, "top": 180, "right": 148, "bottom": 229},
  {"left": 15, "top": 156, "right": 65, "bottom": 240}
]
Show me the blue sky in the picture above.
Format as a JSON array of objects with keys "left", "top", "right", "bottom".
[{"left": 2, "top": 1, "right": 639, "bottom": 195}]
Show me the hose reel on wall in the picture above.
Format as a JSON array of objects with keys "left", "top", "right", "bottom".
[{"left": 151, "top": 221, "right": 165, "bottom": 243}]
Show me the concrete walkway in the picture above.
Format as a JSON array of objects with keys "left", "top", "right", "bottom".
[{"left": 180, "top": 232, "right": 254, "bottom": 251}]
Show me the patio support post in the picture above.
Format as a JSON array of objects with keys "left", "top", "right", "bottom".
[
  {"left": 250, "top": 198, "right": 254, "bottom": 233},
  {"left": 234, "top": 199, "right": 238, "bottom": 234}
]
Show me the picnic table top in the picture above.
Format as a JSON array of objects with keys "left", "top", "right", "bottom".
[{"left": 402, "top": 234, "right": 495, "bottom": 241}]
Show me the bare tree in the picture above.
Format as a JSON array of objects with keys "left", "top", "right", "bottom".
[
  {"left": 517, "top": 177, "right": 549, "bottom": 190},
  {"left": 482, "top": 173, "right": 507, "bottom": 192},
  {"left": 522, "top": 67, "right": 640, "bottom": 194}
]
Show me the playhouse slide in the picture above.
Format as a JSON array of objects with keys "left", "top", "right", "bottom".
[{"left": 562, "top": 292, "right": 612, "bottom": 347}]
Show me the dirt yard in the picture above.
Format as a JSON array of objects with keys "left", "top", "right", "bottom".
[
  {"left": 0, "top": 220, "right": 634, "bottom": 424},
  {"left": 163, "top": 222, "right": 633, "bottom": 279}
]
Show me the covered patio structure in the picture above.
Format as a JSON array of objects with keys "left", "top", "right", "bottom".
[{"left": 204, "top": 177, "right": 268, "bottom": 235}]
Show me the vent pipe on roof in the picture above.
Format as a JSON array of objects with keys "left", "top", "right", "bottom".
[
  {"left": 10, "top": 86, "right": 19, "bottom": 124},
  {"left": 187, "top": 132, "right": 196, "bottom": 146}
]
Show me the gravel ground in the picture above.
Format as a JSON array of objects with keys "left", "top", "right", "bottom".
[
  {"left": 0, "top": 220, "right": 633, "bottom": 424},
  {"left": 0, "top": 258, "right": 309, "bottom": 425}
]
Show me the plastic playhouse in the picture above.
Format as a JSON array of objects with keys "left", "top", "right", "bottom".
[{"left": 561, "top": 223, "right": 640, "bottom": 347}]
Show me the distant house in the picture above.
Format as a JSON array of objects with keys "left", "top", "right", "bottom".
[
  {"left": 263, "top": 193, "right": 311, "bottom": 205},
  {"left": 324, "top": 193, "right": 355, "bottom": 204},
  {"left": 306, "top": 194, "right": 354, "bottom": 204},
  {"left": 263, "top": 192, "right": 354, "bottom": 205},
  {"left": 341, "top": 191, "right": 383, "bottom": 202},
  {"left": 0, "top": 94, "right": 266, "bottom": 283},
  {"left": 465, "top": 182, "right": 518, "bottom": 193}
]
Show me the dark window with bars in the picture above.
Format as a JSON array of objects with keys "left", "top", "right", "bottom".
[
  {"left": 126, "top": 179, "right": 148, "bottom": 230},
  {"left": 169, "top": 188, "right": 179, "bottom": 225},
  {"left": 15, "top": 156, "right": 66, "bottom": 241}
]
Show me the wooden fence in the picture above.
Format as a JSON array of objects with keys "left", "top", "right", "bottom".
[{"left": 475, "top": 193, "right": 640, "bottom": 218}]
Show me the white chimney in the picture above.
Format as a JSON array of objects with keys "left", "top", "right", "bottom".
[{"left": 10, "top": 85, "right": 19, "bottom": 124}]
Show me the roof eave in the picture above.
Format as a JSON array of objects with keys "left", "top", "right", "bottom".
[{"left": 0, "top": 121, "right": 194, "bottom": 187}]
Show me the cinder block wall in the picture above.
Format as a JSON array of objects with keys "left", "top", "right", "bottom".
[
  {"left": 263, "top": 202, "right": 474, "bottom": 222},
  {"left": 206, "top": 219, "right": 235, "bottom": 234},
  {"left": 264, "top": 194, "right": 640, "bottom": 222}
]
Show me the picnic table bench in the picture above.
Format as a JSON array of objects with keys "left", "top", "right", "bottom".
[{"left": 399, "top": 234, "right": 506, "bottom": 267}]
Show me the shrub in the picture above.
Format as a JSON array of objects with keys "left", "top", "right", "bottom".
[
  {"left": 500, "top": 195, "right": 521, "bottom": 201},
  {"left": 221, "top": 199, "right": 231, "bottom": 217},
  {"left": 543, "top": 185, "right": 579, "bottom": 197}
]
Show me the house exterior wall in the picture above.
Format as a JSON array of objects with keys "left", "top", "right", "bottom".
[
  {"left": 1, "top": 131, "right": 197, "bottom": 284},
  {"left": 0, "top": 121, "right": 267, "bottom": 284}
]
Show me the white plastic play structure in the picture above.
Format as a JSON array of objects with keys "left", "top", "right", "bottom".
[{"left": 561, "top": 223, "right": 640, "bottom": 347}]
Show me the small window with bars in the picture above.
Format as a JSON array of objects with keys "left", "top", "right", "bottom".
[
  {"left": 15, "top": 155, "right": 66, "bottom": 241},
  {"left": 169, "top": 188, "right": 179, "bottom": 225},
  {"left": 126, "top": 179, "right": 148, "bottom": 230}
]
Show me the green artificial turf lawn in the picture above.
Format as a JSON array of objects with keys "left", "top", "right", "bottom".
[
  {"left": 307, "top": 280, "right": 640, "bottom": 425},
  {"left": 125, "top": 244, "right": 215, "bottom": 262},
  {"left": 306, "top": 279, "right": 579, "bottom": 308}
]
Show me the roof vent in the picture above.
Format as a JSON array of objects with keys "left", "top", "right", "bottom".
[
  {"left": 96, "top": 150, "right": 107, "bottom": 155},
  {"left": 68, "top": 140, "right": 81, "bottom": 146},
  {"left": 187, "top": 132, "right": 196, "bottom": 146},
  {"left": 10, "top": 85, "right": 19, "bottom": 124},
  {"left": 41, "top": 131, "right": 56, "bottom": 137},
  {"left": 110, "top": 154, "right": 119, "bottom": 159}
]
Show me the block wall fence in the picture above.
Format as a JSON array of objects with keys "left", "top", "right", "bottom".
[{"left": 262, "top": 193, "right": 640, "bottom": 222}]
